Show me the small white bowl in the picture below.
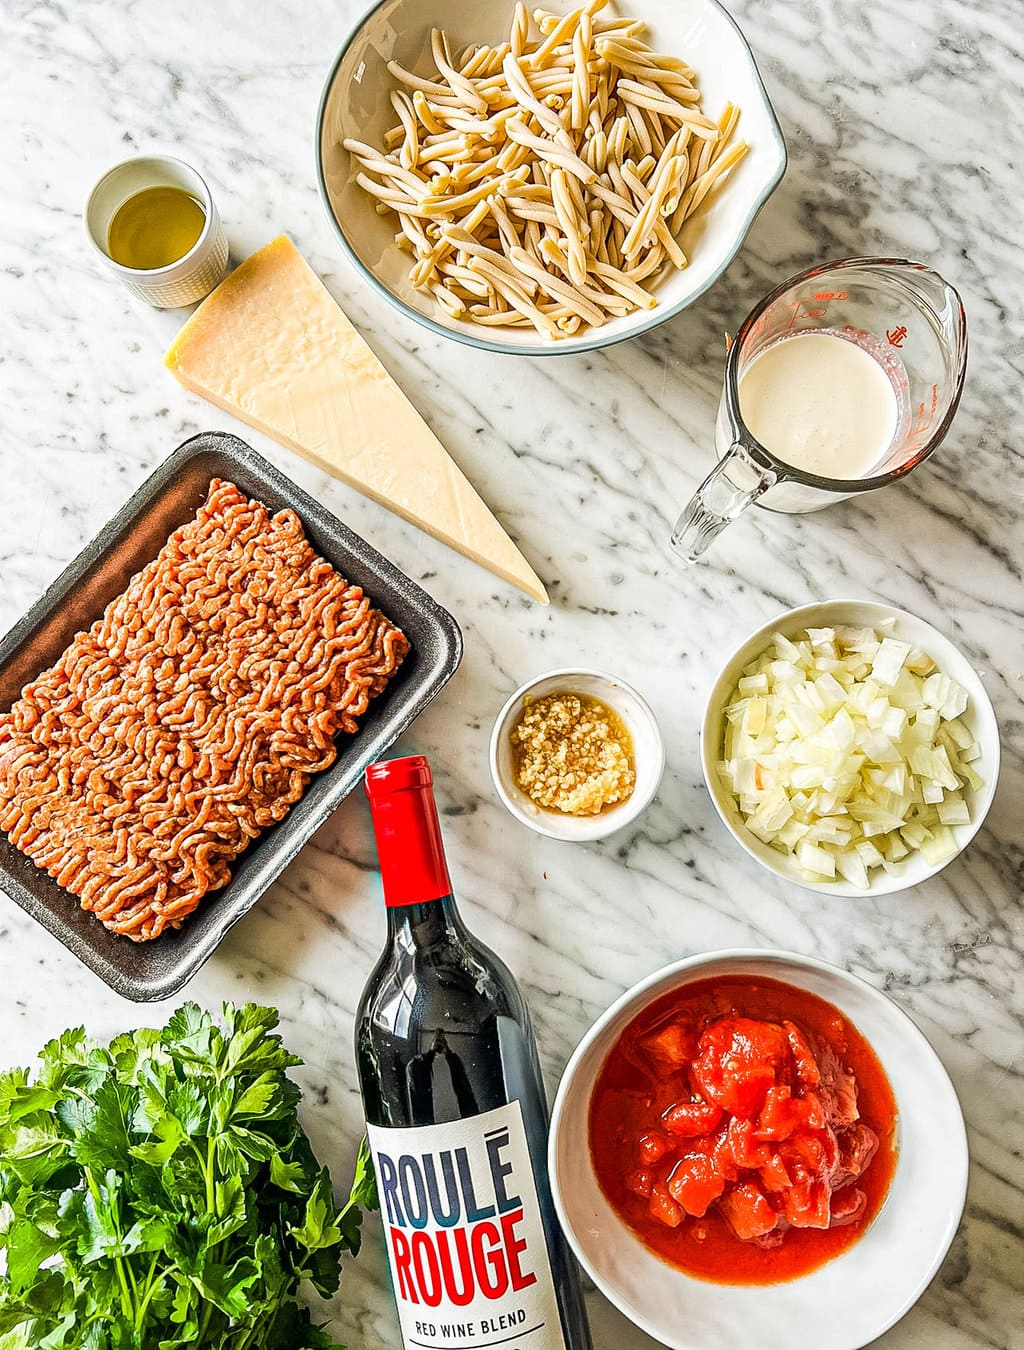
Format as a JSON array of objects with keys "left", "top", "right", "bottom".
[
  {"left": 701, "top": 600, "right": 1000, "bottom": 896},
  {"left": 315, "top": 0, "right": 787, "bottom": 357},
  {"left": 549, "top": 948, "right": 969, "bottom": 1350},
  {"left": 489, "top": 668, "right": 664, "bottom": 841}
]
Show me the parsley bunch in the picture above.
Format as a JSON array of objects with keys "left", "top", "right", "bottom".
[{"left": 0, "top": 1003, "right": 376, "bottom": 1349}]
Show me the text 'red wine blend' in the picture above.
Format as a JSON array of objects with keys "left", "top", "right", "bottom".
[{"left": 356, "top": 755, "right": 592, "bottom": 1350}]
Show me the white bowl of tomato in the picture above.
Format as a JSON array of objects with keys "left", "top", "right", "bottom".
[{"left": 549, "top": 950, "right": 968, "bottom": 1350}]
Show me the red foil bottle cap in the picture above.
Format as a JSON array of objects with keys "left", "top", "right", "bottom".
[
  {"left": 365, "top": 755, "right": 453, "bottom": 907},
  {"left": 365, "top": 755, "right": 434, "bottom": 796}
]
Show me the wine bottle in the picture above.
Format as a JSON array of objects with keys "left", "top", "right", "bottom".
[{"left": 356, "top": 755, "right": 592, "bottom": 1350}]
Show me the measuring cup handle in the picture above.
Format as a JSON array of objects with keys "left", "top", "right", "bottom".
[{"left": 670, "top": 443, "right": 777, "bottom": 564}]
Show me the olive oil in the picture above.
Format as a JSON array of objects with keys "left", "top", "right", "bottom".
[{"left": 106, "top": 185, "right": 205, "bottom": 270}]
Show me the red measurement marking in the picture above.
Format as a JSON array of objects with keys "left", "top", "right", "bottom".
[
  {"left": 903, "top": 384, "right": 941, "bottom": 459},
  {"left": 912, "top": 384, "right": 939, "bottom": 435},
  {"left": 749, "top": 312, "right": 769, "bottom": 340},
  {"left": 886, "top": 325, "right": 908, "bottom": 348},
  {"left": 784, "top": 299, "right": 828, "bottom": 326},
  {"left": 813, "top": 289, "right": 849, "bottom": 302}
]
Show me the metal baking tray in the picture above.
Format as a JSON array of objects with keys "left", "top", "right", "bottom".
[{"left": 0, "top": 432, "right": 462, "bottom": 1001}]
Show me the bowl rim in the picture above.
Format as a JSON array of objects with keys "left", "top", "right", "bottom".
[
  {"left": 314, "top": 0, "right": 788, "bottom": 357},
  {"left": 548, "top": 946, "right": 970, "bottom": 1350},
  {"left": 488, "top": 666, "right": 666, "bottom": 840},
  {"left": 699, "top": 598, "right": 1001, "bottom": 897}
]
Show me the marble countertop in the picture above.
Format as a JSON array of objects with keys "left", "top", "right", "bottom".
[{"left": 2, "top": 0, "right": 1021, "bottom": 1346}]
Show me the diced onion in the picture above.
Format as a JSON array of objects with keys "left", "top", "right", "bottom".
[{"left": 718, "top": 625, "right": 981, "bottom": 885}]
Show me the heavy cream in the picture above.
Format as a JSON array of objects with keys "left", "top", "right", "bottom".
[{"left": 738, "top": 331, "right": 898, "bottom": 479}]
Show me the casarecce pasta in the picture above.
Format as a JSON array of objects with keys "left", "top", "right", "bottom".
[{"left": 344, "top": 0, "right": 747, "bottom": 338}]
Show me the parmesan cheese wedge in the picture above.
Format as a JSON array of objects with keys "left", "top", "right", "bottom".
[{"left": 164, "top": 235, "right": 548, "bottom": 604}]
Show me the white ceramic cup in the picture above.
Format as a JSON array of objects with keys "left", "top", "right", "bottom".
[
  {"left": 489, "top": 668, "right": 665, "bottom": 841},
  {"left": 84, "top": 155, "right": 229, "bottom": 308}
]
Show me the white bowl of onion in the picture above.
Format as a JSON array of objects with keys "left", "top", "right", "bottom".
[{"left": 701, "top": 601, "right": 1000, "bottom": 896}]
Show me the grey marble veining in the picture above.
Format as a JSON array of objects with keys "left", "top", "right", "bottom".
[{"left": 0, "top": 0, "right": 1021, "bottom": 1347}]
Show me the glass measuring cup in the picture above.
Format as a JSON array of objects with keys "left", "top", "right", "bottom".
[{"left": 671, "top": 257, "right": 968, "bottom": 562}]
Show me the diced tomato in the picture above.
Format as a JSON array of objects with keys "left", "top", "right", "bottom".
[
  {"left": 816, "top": 1042, "right": 860, "bottom": 1126},
  {"left": 829, "top": 1187, "right": 867, "bottom": 1228},
  {"left": 780, "top": 1168, "right": 831, "bottom": 1229},
  {"left": 751, "top": 1222, "right": 787, "bottom": 1251},
  {"left": 822, "top": 1126, "right": 841, "bottom": 1176},
  {"left": 692, "top": 1016, "right": 788, "bottom": 1118},
  {"left": 757, "top": 1085, "right": 826, "bottom": 1141},
  {"left": 666, "top": 1154, "right": 726, "bottom": 1217},
  {"left": 757, "top": 1085, "right": 799, "bottom": 1140},
  {"left": 783, "top": 1020, "right": 821, "bottom": 1088},
  {"left": 726, "top": 1116, "right": 770, "bottom": 1169},
  {"left": 719, "top": 1183, "right": 779, "bottom": 1240},
  {"left": 626, "top": 1169, "right": 654, "bottom": 1198},
  {"left": 834, "top": 1123, "right": 879, "bottom": 1186},
  {"left": 641, "top": 1022, "right": 697, "bottom": 1076},
  {"left": 801, "top": 1091, "right": 825, "bottom": 1130},
  {"left": 759, "top": 1151, "right": 792, "bottom": 1193},
  {"left": 648, "top": 1183, "right": 684, "bottom": 1228},
  {"left": 779, "top": 1124, "right": 839, "bottom": 1179},
  {"left": 637, "top": 1131, "right": 673, "bottom": 1165},
  {"left": 711, "top": 1129, "right": 740, "bottom": 1182},
  {"left": 662, "top": 1098, "right": 723, "bottom": 1138},
  {"left": 590, "top": 977, "right": 897, "bottom": 1283}
]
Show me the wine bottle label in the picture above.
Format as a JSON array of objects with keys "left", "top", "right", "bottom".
[{"left": 367, "top": 1101, "right": 570, "bottom": 1350}]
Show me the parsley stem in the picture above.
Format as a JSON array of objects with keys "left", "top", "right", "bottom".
[
  {"left": 231, "top": 1303, "right": 276, "bottom": 1350},
  {"left": 134, "top": 1252, "right": 163, "bottom": 1334},
  {"left": 197, "top": 1292, "right": 216, "bottom": 1343},
  {"left": 186, "top": 1134, "right": 216, "bottom": 1216},
  {"left": 194, "top": 1132, "right": 220, "bottom": 1349},
  {"left": 206, "top": 1132, "right": 217, "bottom": 1213},
  {"left": 84, "top": 1165, "right": 135, "bottom": 1323},
  {"left": 125, "top": 1253, "right": 139, "bottom": 1300},
  {"left": 114, "top": 1249, "right": 133, "bottom": 1315}
]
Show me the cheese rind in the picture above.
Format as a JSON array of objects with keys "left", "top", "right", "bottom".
[{"left": 164, "top": 235, "right": 548, "bottom": 604}]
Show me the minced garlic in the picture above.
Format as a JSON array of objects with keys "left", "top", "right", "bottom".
[{"left": 510, "top": 691, "right": 635, "bottom": 816}]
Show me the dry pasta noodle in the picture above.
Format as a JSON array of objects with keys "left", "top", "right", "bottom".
[
  {"left": 0, "top": 481, "right": 409, "bottom": 941},
  {"left": 344, "top": 0, "right": 747, "bottom": 338}
]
